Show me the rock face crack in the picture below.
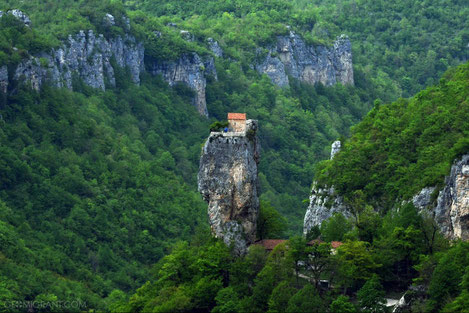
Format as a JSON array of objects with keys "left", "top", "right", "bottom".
[{"left": 198, "top": 121, "right": 260, "bottom": 255}]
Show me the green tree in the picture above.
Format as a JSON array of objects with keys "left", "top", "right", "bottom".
[
  {"left": 320, "top": 212, "right": 352, "bottom": 242},
  {"left": 212, "top": 287, "right": 241, "bottom": 313},
  {"left": 257, "top": 200, "right": 287, "bottom": 240},
  {"left": 306, "top": 242, "right": 333, "bottom": 289},
  {"left": 427, "top": 242, "right": 469, "bottom": 311},
  {"left": 287, "top": 236, "right": 308, "bottom": 286},
  {"left": 357, "top": 274, "right": 387, "bottom": 313},
  {"left": 191, "top": 277, "right": 223, "bottom": 311},
  {"left": 335, "top": 241, "right": 381, "bottom": 292},
  {"left": 330, "top": 295, "right": 357, "bottom": 313},
  {"left": 286, "top": 284, "right": 325, "bottom": 313},
  {"left": 267, "top": 281, "right": 296, "bottom": 313}
]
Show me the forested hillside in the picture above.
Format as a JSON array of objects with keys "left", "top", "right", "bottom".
[
  {"left": 315, "top": 62, "right": 469, "bottom": 209},
  {"left": 117, "top": 62, "right": 469, "bottom": 313},
  {"left": 0, "top": 0, "right": 468, "bottom": 311}
]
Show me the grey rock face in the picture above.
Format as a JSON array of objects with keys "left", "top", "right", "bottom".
[
  {"left": 330, "top": 140, "right": 341, "bottom": 159},
  {"left": 333, "top": 35, "right": 354, "bottom": 85},
  {"left": 412, "top": 187, "right": 436, "bottom": 210},
  {"left": 207, "top": 38, "right": 223, "bottom": 57},
  {"left": 256, "top": 31, "right": 354, "bottom": 87},
  {"left": 303, "top": 141, "right": 351, "bottom": 235},
  {"left": 406, "top": 155, "right": 469, "bottom": 240},
  {"left": 148, "top": 53, "right": 217, "bottom": 117},
  {"left": 303, "top": 183, "right": 351, "bottom": 235},
  {"left": 198, "top": 120, "right": 260, "bottom": 255},
  {"left": 14, "top": 30, "right": 144, "bottom": 91},
  {"left": 432, "top": 154, "right": 469, "bottom": 240},
  {"left": 104, "top": 13, "right": 115, "bottom": 26},
  {"left": 180, "top": 30, "right": 194, "bottom": 42},
  {"left": 0, "top": 66, "right": 8, "bottom": 93},
  {"left": 10, "top": 9, "right": 31, "bottom": 27}
]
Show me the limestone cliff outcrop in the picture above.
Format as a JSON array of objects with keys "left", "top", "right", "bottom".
[
  {"left": 0, "top": 9, "right": 31, "bottom": 27},
  {"left": 198, "top": 120, "right": 260, "bottom": 255},
  {"left": 0, "top": 65, "right": 7, "bottom": 94},
  {"left": 1, "top": 10, "right": 217, "bottom": 116},
  {"left": 256, "top": 32, "right": 354, "bottom": 87},
  {"left": 148, "top": 53, "right": 217, "bottom": 117},
  {"left": 14, "top": 30, "right": 145, "bottom": 91},
  {"left": 303, "top": 183, "right": 350, "bottom": 235},
  {"left": 414, "top": 154, "right": 469, "bottom": 240},
  {"left": 303, "top": 141, "right": 351, "bottom": 235},
  {"left": 304, "top": 150, "right": 469, "bottom": 240}
]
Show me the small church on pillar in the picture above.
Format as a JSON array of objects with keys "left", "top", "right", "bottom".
[{"left": 227, "top": 113, "right": 247, "bottom": 132}]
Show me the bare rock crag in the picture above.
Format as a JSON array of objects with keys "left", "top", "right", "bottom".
[
  {"left": 198, "top": 120, "right": 260, "bottom": 255},
  {"left": 256, "top": 32, "right": 354, "bottom": 88},
  {"left": 1, "top": 11, "right": 216, "bottom": 117},
  {"left": 414, "top": 154, "right": 469, "bottom": 240}
]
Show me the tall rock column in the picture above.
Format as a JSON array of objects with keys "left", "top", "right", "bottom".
[
  {"left": 198, "top": 120, "right": 260, "bottom": 255},
  {"left": 303, "top": 140, "right": 351, "bottom": 235}
]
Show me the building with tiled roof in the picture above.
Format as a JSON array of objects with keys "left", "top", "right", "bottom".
[
  {"left": 254, "top": 239, "right": 287, "bottom": 251},
  {"left": 227, "top": 113, "right": 247, "bottom": 132}
]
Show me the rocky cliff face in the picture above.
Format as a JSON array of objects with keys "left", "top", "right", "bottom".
[
  {"left": 198, "top": 120, "right": 260, "bottom": 255},
  {"left": 303, "top": 141, "right": 352, "bottom": 235},
  {"left": 0, "top": 9, "right": 31, "bottom": 26},
  {"left": 148, "top": 53, "right": 217, "bottom": 117},
  {"left": 303, "top": 183, "right": 351, "bottom": 235},
  {"left": 13, "top": 29, "right": 144, "bottom": 91},
  {"left": 207, "top": 37, "right": 223, "bottom": 58},
  {"left": 414, "top": 154, "right": 469, "bottom": 240},
  {"left": 2, "top": 10, "right": 218, "bottom": 117},
  {"left": 0, "top": 65, "right": 7, "bottom": 93},
  {"left": 256, "top": 32, "right": 354, "bottom": 88},
  {"left": 304, "top": 151, "right": 469, "bottom": 240}
]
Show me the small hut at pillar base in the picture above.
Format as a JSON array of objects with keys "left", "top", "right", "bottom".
[{"left": 227, "top": 113, "right": 247, "bottom": 132}]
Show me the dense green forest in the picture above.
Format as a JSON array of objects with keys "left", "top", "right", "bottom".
[
  {"left": 115, "top": 62, "right": 469, "bottom": 313},
  {"left": 0, "top": 74, "right": 211, "bottom": 309},
  {"left": 315, "top": 61, "right": 469, "bottom": 209},
  {"left": 0, "top": 0, "right": 468, "bottom": 311},
  {"left": 2, "top": 0, "right": 467, "bottom": 234}
]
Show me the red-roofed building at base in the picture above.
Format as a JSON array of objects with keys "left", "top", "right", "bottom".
[
  {"left": 255, "top": 239, "right": 287, "bottom": 251},
  {"left": 227, "top": 113, "right": 247, "bottom": 132},
  {"left": 308, "top": 239, "right": 344, "bottom": 254}
]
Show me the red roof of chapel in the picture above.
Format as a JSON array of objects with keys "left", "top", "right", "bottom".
[
  {"left": 227, "top": 113, "right": 246, "bottom": 120},
  {"left": 255, "top": 239, "right": 287, "bottom": 250}
]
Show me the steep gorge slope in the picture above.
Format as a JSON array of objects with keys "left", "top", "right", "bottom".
[
  {"left": 0, "top": 1, "right": 367, "bottom": 307},
  {"left": 307, "top": 62, "right": 469, "bottom": 238},
  {"left": 1, "top": 0, "right": 469, "bottom": 309}
]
